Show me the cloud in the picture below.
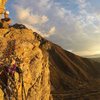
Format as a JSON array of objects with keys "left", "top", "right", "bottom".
[
  {"left": 38, "top": 0, "right": 52, "bottom": 9},
  {"left": 48, "top": 26, "right": 56, "bottom": 34},
  {"left": 14, "top": 5, "right": 49, "bottom": 25},
  {"left": 11, "top": 0, "right": 100, "bottom": 56},
  {"left": 76, "top": 0, "right": 88, "bottom": 9},
  {"left": 42, "top": 26, "right": 56, "bottom": 38}
]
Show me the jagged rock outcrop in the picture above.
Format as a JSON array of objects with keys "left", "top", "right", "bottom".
[{"left": 0, "top": 27, "right": 51, "bottom": 100}]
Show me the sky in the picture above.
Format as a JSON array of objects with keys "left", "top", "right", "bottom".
[{"left": 6, "top": 0, "right": 100, "bottom": 56}]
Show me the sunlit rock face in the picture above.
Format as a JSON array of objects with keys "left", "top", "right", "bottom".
[{"left": 0, "top": 28, "right": 51, "bottom": 100}]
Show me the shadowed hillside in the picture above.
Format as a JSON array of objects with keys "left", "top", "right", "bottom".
[
  {"left": 48, "top": 44, "right": 100, "bottom": 100},
  {"left": 34, "top": 31, "right": 100, "bottom": 100},
  {"left": 91, "top": 58, "right": 100, "bottom": 63}
]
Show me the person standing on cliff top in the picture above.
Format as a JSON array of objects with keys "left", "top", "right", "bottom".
[
  {"left": 1, "top": 10, "right": 11, "bottom": 28},
  {"left": 0, "top": 0, "right": 11, "bottom": 28}
]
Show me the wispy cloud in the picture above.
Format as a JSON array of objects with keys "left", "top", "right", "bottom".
[{"left": 42, "top": 26, "right": 56, "bottom": 37}]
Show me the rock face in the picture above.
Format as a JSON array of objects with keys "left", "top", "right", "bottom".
[
  {"left": 0, "top": 24, "right": 100, "bottom": 100},
  {"left": 0, "top": 27, "right": 51, "bottom": 100}
]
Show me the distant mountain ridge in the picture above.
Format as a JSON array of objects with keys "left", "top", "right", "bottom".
[
  {"left": 86, "top": 54, "right": 100, "bottom": 63},
  {"left": 91, "top": 58, "right": 100, "bottom": 63},
  {"left": 86, "top": 54, "right": 100, "bottom": 58}
]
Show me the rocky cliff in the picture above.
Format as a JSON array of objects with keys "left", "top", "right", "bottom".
[
  {"left": 0, "top": 24, "right": 100, "bottom": 100},
  {"left": 0, "top": 25, "right": 51, "bottom": 100}
]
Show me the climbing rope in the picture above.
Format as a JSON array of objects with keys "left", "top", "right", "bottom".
[
  {"left": 21, "top": 74, "right": 27, "bottom": 100},
  {"left": 0, "top": 75, "right": 18, "bottom": 100},
  {"left": 26, "top": 75, "right": 41, "bottom": 99}
]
